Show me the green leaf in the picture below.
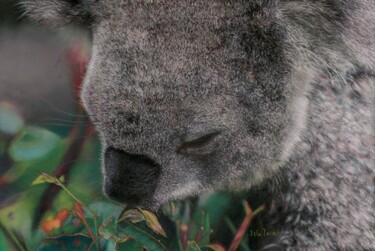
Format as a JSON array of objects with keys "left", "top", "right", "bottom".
[
  {"left": 118, "top": 209, "right": 145, "bottom": 224},
  {"left": 105, "top": 239, "right": 117, "bottom": 251},
  {"left": 31, "top": 173, "right": 59, "bottom": 186},
  {"left": 118, "top": 220, "right": 169, "bottom": 251},
  {"left": 196, "top": 192, "right": 232, "bottom": 228},
  {"left": 38, "top": 236, "right": 92, "bottom": 251},
  {"left": 119, "top": 208, "right": 167, "bottom": 238},
  {"left": 99, "top": 217, "right": 127, "bottom": 242},
  {"left": 89, "top": 201, "right": 123, "bottom": 223},
  {"left": 0, "top": 229, "right": 13, "bottom": 250},
  {"left": 156, "top": 214, "right": 184, "bottom": 251},
  {"left": 200, "top": 211, "right": 210, "bottom": 246},
  {"left": 99, "top": 217, "right": 118, "bottom": 240},
  {"left": 0, "top": 102, "right": 24, "bottom": 135},
  {"left": 187, "top": 241, "right": 201, "bottom": 251},
  {"left": 9, "top": 126, "right": 61, "bottom": 162},
  {"left": 116, "top": 239, "right": 143, "bottom": 251},
  {"left": 139, "top": 209, "right": 167, "bottom": 237}
]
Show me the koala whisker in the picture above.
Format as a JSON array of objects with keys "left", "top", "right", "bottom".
[
  {"left": 40, "top": 117, "right": 92, "bottom": 122},
  {"left": 40, "top": 99, "right": 88, "bottom": 118},
  {"left": 35, "top": 123, "right": 87, "bottom": 127}
]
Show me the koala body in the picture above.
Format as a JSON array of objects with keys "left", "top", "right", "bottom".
[{"left": 25, "top": 0, "right": 374, "bottom": 249}]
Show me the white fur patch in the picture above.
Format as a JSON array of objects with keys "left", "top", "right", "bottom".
[{"left": 281, "top": 69, "right": 314, "bottom": 162}]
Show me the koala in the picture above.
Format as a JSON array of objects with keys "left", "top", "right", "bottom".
[{"left": 24, "top": 0, "right": 374, "bottom": 250}]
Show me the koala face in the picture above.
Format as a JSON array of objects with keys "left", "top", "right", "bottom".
[
  {"left": 80, "top": 0, "right": 293, "bottom": 210},
  {"left": 25, "top": 0, "right": 317, "bottom": 210}
]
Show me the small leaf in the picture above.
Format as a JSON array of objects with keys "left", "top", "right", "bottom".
[
  {"left": 139, "top": 208, "right": 167, "bottom": 238},
  {"left": 99, "top": 217, "right": 117, "bottom": 240},
  {"left": 196, "top": 192, "right": 232, "bottom": 229},
  {"left": 0, "top": 102, "right": 24, "bottom": 136},
  {"left": 58, "top": 176, "right": 65, "bottom": 183},
  {"left": 187, "top": 241, "right": 201, "bottom": 251},
  {"left": 0, "top": 229, "right": 13, "bottom": 250},
  {"left": 31, "top": 173, "right": 58, "bottom": 186},
  {"left": 206, "top": 244, "right": 226, "bottom": 251},
  {"left": 170, "top": 202, "right": 176, "bottom": 216},
  {"left": 89, "top": 202, "right": 123, "bottom": 221},
  {"left": 118, "top": 220, "right": 169, "bottom": 251},
  {"left": 105, "top": 239, "right": 117, "bottom": 251},
  {"left": 99, "top": 217, "right": 127, "bottom": 242},
  {"left": 9, "top": 127, "right": 61, "bottom": 162},
  {"left": 201, "top": 211, "right": 210, "bottom": 245},
  {"left": 118, "top": 209, "right": 145, "bottom": 224},
  {"left": 116, "top": 239, "right": 143, "bottom": 251}
]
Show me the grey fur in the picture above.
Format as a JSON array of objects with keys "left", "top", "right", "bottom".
[{"left": 24, "top": 0, "right": 375, "bottom": 250}]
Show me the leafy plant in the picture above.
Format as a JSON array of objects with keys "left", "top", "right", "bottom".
[
  {"left": 0, "top": 41, "right": 268, "bottom": 251},
  {"left": 0, "top": 101, "right": 268, "bottom": 251}
]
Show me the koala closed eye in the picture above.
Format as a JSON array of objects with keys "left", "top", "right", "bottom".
[{"left": 176, "top": 131, "right": 221, "bottom": 155}]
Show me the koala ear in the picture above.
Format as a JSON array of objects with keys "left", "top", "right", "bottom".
[{"left": 22, "top": 0, "right": 94, "bottom": 26}]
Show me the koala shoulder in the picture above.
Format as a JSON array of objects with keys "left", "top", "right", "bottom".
[{"left": 263, "top": 71, "right": 375, "bottom": 250}]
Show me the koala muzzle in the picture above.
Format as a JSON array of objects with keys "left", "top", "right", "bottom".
[{"left": 104, "top": 147, "right": 161, "bottom": 205}]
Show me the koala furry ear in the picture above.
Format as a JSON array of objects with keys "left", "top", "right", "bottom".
[{"left": 22, "top": 0, "right": 95, "bottom": 26}]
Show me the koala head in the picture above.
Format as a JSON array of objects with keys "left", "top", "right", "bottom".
[{"left": 24, "top": 0, "right": 339, "bottom": 210}]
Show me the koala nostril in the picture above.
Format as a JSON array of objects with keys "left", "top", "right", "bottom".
[{"left": 104, "top": 147, "right": 161, "bottom": 204}]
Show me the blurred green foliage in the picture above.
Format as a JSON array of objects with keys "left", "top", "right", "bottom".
[{"left": 0, "top": 101, "right": 267, "bottom": 250}]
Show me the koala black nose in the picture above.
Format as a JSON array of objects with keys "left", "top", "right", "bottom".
[{"left": 104, "top": 147, "right": 161, "bottom": 205}]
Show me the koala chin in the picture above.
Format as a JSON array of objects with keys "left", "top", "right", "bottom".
[{"left": 25, "top": 0, "right": 375, "bottom": 250}]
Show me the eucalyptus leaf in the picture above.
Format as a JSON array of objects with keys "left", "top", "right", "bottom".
[
  {"left": 118, "top": 220, "right": 169, "bottom": 251},
  {"left": 31, "top": 173, "right": 59, "bottom": 186},
  {"left": 201, "top": 211, "right": 210, "bottom": 246},
  {"left": 0, "top": 229, "right": 13, "bottom": 250},
  {"left": 118, "top": 209, "right": 145, "bottom": 224},
  {"left": 38, "top": 236, "right": 92, "bottom": 251},
  {"left": 9, "top": 127, "right": 61, "bottom": 162},
  {"left": 99, "top": 217, "right": 127, "bottom": 242},
  {"left": 99, "top": 217, "right": 118, "bottom": 240},
  {"left": 116, "top": 239, "right": 143, "bottom": 251},
  {"left": 89, "top": 201, "right": 123, "bottom": 222},
  {"left": 105, "top": 239, "right": 117, "bottom": 251},
  {"left": 139, "top": 208, "right": 167, "bottom": 237},
  {"left": 187, "top": 241, "right": 202, "bottom": 251}
]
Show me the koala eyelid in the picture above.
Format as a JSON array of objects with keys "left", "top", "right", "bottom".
[{"left": 176, "top": 132, "right": 221, "bottom": 154}]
